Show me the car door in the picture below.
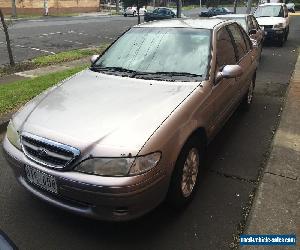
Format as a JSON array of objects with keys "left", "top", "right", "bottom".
[
  {"left": 227, "top": 23, "right": 256, "bottom": 100},
  {"left": 209, "top": 26, "right": 240, "bottom": 134},
  {"left": 163, "top": 9, "right": 173, "bottom": 19}
]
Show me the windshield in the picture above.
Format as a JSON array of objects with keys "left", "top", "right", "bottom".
[
  {"left": 254, "top": 5, "right": 283, "bottom": 17},
  {"left": 94, "top": 27, "right": 211, "bottom": 80}
]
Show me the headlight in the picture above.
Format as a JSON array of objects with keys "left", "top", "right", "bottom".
[
  {"left": 75, "top": 152, "right": 161, "bottom": 177},
  {"left": 273, "top": 23, "right": 283, "bottom": 29},
  {"left": 6, "top": 121, "right": 21, "bottom": 150}
]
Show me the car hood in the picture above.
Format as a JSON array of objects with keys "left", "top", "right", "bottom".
[
  {"left": 256, "top": 17, "right": 285, "bottom": 26},
  {"left": 13, "top": 69, "right": 199, "bottom": 157}
]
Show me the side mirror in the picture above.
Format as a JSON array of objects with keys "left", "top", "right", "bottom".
[
  {"left": 249, "top": 29, "right": 257, "bottom": 35},
  {"left": 216, "top": 65, "right": 243, "bottom": 83},
  {"left": 90, "top": 55, "right": 99, "bottom": 64}
]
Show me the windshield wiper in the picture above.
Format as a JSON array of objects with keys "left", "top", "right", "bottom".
[
  {"left": 134, "top": 71, "right": 202, "bottom": 77},
  {"left": 154, "top": 72, "right": 202, "bottom": 77},
  {"left": 90, "top": 66, "right": 137, "bottom": 74}
]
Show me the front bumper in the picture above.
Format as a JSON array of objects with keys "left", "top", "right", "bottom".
[
  {"left": 3, "top": 136, "right": 169, "bottom": 221},
  {"left": 263, "top": 28, "right": 285, "bottom": 40}
]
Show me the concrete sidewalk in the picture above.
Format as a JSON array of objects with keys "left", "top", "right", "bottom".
[
  {"left": 241, "top": 55, "right": 300, "bottom": 248},
  {"left": 0, "top": 56, "right": 89, "bottom": 85}
]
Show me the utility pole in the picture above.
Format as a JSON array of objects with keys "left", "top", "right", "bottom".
[
  {"left": 246, "top": 0, "right": 252, "bottom": 14},
  {"left": 11, "top": 0, "right": 17, "bottom": 18},
  {"left": 0, "top": 9, "right": 15, "bottom": 66},
  {"left": 177, "top": 0, "right": 182, "bottom": 18}
]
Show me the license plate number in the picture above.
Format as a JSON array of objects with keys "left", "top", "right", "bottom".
[{"left": 25, "top": 165, "right": 58, "bottom": 194}]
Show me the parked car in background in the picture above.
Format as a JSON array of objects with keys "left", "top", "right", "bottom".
[
  {"left": 199, "top": 7, "right": 233, "bottom": 17},
  {"left": 286, "top": 2, "right": 295, "bottom": 13},
  {"left": 3, "top": 18, "right": 259, "bottom": 221},
  {"left": 212, "top": 14, "right": 264, "bottom": 56},
  {"left": 124, "top": 6, "right": 147, "bottom": 16},
  {"left": 144, "top": 7, "right": 176, "bottom": 22},
  {"left": 254, "top": 3, "right": 290, "bottom": 46}
]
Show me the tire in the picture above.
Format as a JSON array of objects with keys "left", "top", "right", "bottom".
[
  {"left": 124, "top": 13, "right": 127, "bottom": 17},
  {"left": 241, "top": 75, "right": 255, "bottom": 111},
  {"left": 167, "top": 135, "right": 205, "bottom": 209},
  {"left": 277, "top": 32, "right": 285, "bottom": 47},
  {"left": 133, "top": 11, "right": 136, "bottom": 16},
  {"left": 259, "top": 45, "right": 263, "bottom": 62},
  {"left": 285, "top": 27, "right": 289, "bottom": 41}
]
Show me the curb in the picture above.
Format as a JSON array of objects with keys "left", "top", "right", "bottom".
[{"left": 241, "top": 53, "right": 300, "bottom": 247}]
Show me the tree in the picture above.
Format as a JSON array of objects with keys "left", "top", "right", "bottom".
[
  {"left": 11, "top": 0, "right": 17, "bottom": 17},
  {"left": 0, "top": 9, "right": 15, "bottom": 66}
]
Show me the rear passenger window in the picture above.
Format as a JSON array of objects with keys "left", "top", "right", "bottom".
[
  {"left": 227, "top": 24, "right": 248, "bottom": 61},
  {"left": 216, "top": 27, "right": 237, "bottom": 69},
  {"left": 239, "top": 26, "right": 252, "bottom": 51}
]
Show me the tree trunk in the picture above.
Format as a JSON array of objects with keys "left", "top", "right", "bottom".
[
  {"left": 246, "top": 0, "right": 252, "bottom": 14},
  {"left": 116, "top": 0, "right": 120, "bottom": 14},
  {"left": 98, "top": 0, "right": 101, "bottom": 12},
  {"left": 0, "top": 9, "right": 15, "bottom": 66},
  {"left": 177, "top": 0, "right": 182, "bottom": 18},
  {"left": 233, "top": 0, "right": 237, "bottom": 14},
  {"left": 137, "top": 0, "right": 141, "bottom": 24},
  {"left": 11, "top": 0, "right": 17, "bottom": 17},
  {"left": 44, "top": 0, "right": 49, "bottom": 16}
]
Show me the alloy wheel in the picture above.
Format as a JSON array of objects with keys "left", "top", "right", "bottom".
[{"left": 181, "top": 148, "right": 199, "bottom": 198}]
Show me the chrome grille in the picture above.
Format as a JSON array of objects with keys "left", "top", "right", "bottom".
[{"left": 21, "top": 132, "right": 80, "bottom": 169}]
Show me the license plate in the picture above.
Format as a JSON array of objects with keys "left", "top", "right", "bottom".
[{"left": 25, "top": 165, "right": 58, "bottom": 194}]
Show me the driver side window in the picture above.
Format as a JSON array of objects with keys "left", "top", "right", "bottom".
[
  {"left": 215, "top": 27, "right": 237, "bottom": 76},
  {"left": 215, "top": 27, "right": 237, "bottom": 83}
]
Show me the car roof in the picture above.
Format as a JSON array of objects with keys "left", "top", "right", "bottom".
[
  {"left": 259, "top": 3, "right": 285, "bottom": 6},
  {"left": 136, "top": 18, "right": 228, "bottom": 29}
]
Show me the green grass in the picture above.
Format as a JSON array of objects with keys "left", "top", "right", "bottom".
[
  {"left": 0, "top": 44, "right": 109, "bottom": 77},
  {"left": 0, "top": 65, "right": 87, "bottom": 116},
  {"left": 32, "top": 46, "right": 107, "bottom": 67}
]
